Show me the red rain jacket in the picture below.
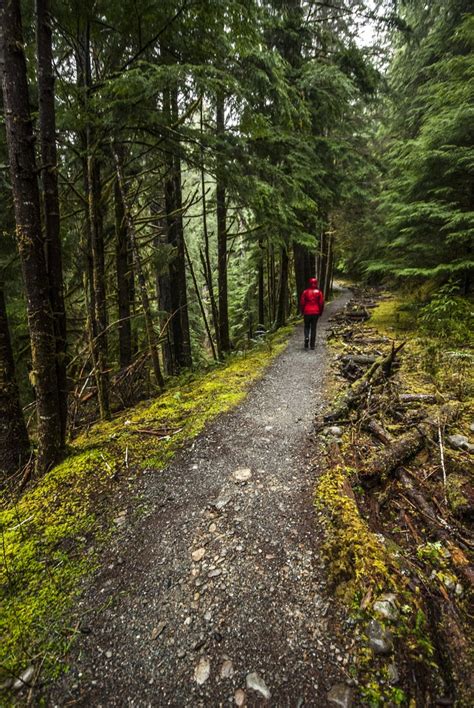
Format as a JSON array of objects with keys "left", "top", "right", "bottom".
[{"left": 300, "top": 278, "right": 324, "bottom": 316}]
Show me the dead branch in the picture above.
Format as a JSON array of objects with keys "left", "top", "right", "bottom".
[
  {"left": 360, "top": 403, "right": 461, "bottom": 481},
  {"left": 325, "top": 342, "right": 406, "bottom": 421}
]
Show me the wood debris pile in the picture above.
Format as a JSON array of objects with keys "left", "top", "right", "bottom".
[{"left": 319, "top": 288, "right": 473, "bottom": 705}]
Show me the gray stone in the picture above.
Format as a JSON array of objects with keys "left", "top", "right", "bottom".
[
  {"left": 194, "top": 656, "right": 210, "bottom": 685},
  {"left": 208, "top": 568, "right": 222, "bottom": 578},
  {"left": 373, "top": 593, "right": 399, "bottom": 621},
  {"left": 246, "top": 671, "right": 271, "bottom": 700},
  {"left": 233, "top": 468, "right": 252, "bottom": 482},
  {"left": 220, "top": 659, "right": 234, "bottom": 678},
  {"left": 327, "top": 683, "right": 353, "bottom": 707},
  {"left": 367, "top": 619, "right": 393, "bottom": 654},
  {"left": 387, "top": 663, "right": 399, "bottom": 684},
  {"left": 447, "top": 434, "right": 473, "bottom": 452},
  {"left": 327, "top": 426, "right": 343, "bottom": 437},
  {"left": 13, "top": 666, "right": 35, "bottom": 691},
  {"left": 150, "top": 622, "right": 167, "bottom": 640},
  {"left": 211, "top": 494, "right": 233, "bottom": 511}
]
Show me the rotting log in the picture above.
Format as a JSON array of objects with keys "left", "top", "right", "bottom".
[
  {"left": 399, "top": 394, "right": 437, "bottom": 404},
  {"left": 364, "top": 419, "right": 394, "bottom": 445},
  {"left": 352, "top": 337, "right": 390, "bottom": 345},
  {"left": 325, "top": 342, "right": 406, "bottom": 422},
  {"left": 360, "top": 402, "right": 461, "bottom": 481},
  {"left": 398, "top": 469, "right": 474, "bottom": 589},
  {"left": 340, "top": 354, "right": 377, "bottom": 365}
]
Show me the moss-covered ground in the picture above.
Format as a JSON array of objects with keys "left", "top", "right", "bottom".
[{"left": 0, "top": 325, "right": 293, "bottom": 693}]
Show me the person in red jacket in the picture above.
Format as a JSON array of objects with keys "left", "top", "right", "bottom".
[{"left": 299, "top": 277, "right": 324, "bottom": 349}]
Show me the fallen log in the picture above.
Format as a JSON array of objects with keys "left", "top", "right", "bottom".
[
  {"left": 351, "top": 337, "right": 390, "bottom": 345},
  {"left": 325, "top": 342, "right": 406, "bottom": 421},
  {"left": 399, "top": 394, "right": 437, "bottom": 404},
  {"left": 360, "top": 402, "right": 461, "bottom": 480},
  {"left": 340, "top": 354, "right": 377, "bottom": 365},
  {"left": 398, "top": 469, "right": 474, "bottom": 589},
  {"left": 364, "top": 419, "right": 394, "bottom": 445}
]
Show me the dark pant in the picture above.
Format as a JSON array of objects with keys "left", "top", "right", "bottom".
[{"left": 304, "top": 315, "right": 319, "bottom": 348}]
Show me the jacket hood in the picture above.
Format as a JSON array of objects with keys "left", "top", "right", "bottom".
[{"left": 308, "top": 277, "right": 318, "bottom": 288}]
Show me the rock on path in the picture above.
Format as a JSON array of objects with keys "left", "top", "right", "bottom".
[{"left": 50, "top": 290, "right": 354, "bottom": 706}]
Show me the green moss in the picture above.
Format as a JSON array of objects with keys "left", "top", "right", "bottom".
[
  {"left": 446, "top": 475, "right": 470, "bottom": 515},
  {"left": 369, "top": 296, "right": 418, "bottom": 337},
  {"left": 0, "top": 326, "right": 292, "bottom": 689},
  {"left": 314, "top": 464, "right": 394, "bottom": 601}
]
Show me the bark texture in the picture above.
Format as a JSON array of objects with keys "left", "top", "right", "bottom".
[
  {"left": 36, "top": 0, "right": 68, "bottom": 446},
  {"left": 0, "top": 288, "right": 30, "bottom": 479},
  {"left": 1, "top": 0, "right": 61, "bottom": 473},
  {"left": 113, "top": 146, "right": 164, "bottom": 390},
  {"left": 216, "top": 91, "right": 230, "bottom": 353},
  {"left": 115, "top": 178, "right": 133, "bottom": 368},
  {"left": 275, "top": 247, "right": 289, "bottom": 328},
  {"left": 163, "top": 86, "right": 192, "bottom": 370}
]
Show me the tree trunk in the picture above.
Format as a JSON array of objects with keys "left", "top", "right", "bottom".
[
  {"left": 1, "top": 0, "right": 61, "bottom": 474},
  {"left": 184, "top": 240, "right": 217, "bottom": 361},
  {"left": 163, "top": 87, "right": 192, "bottom": 370},
  {"left": 87, "top": 146, "right": 110, "bottom": 418},
  {"left": 200, "top": 101, "right": 221, "bottom": 357},
  {"left": 0, "top": 288, "right": 30, "bottom": 480},
  {"left": 172, "top": 90, "right": 192, "bottom": 368},
  {"left": 293, "top": 241, "right": 315, "bottom": 312},
  {"left": 324, "top": 232, "right": 334, "bottom": 300},
  {"left": 275, "top": 247, "right": 289, "bottom": 328},
  {"left": 318, "top": 227, "right": 328, "bottom": 295},
  {"left": 154, "top": 227, "right": 174, "bottom": 376},
  {"left": 112, "top": 146, "right": 164, "bottom": 390},
  {"left": 114, "top": 178, "right": 133, "bottom": 368},
  {"left": 36, "top": 0, "right": 68, "bottom": 446},
  {"left": 80, "top": 25, "right": 109, "bottom": 418},
  {"left": 216, "top": 91, "right": 230, "bottom": 352},
  {"left": 258, "top": 241, "right": 265, "bottom": 326},
  {"left": 268, "top": 242, "right": 276, "bottom": 322}
]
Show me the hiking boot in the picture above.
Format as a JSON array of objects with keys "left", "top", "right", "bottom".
[{"left": 304, "top": 339, "right": 309, "bottom": 349}]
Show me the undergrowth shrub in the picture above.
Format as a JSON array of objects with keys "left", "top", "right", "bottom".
[{"left": 418, "top": 283, "right": 473, "bottom": 345}]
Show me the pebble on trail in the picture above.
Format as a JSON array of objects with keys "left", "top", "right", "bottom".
[
  {"left": 191, "top": 547, "right": 206, "bottom": 562},
  {"left": 194, "top": 656, "right": 211, "bottom": 685}
]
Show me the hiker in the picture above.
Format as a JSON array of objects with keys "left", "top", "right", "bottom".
[{"left": 299, "top": 277, "right": 324, "bottom": 349}]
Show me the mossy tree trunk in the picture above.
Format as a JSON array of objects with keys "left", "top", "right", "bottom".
[
  {"left": 36, "top": 0, "right": 68, "bottom": 446},
  {"left": 0, "top": 288, "right": 30, "bottom": 479},
  {"left": 1, "top": 0, "right": 61, "bottom": 474}
]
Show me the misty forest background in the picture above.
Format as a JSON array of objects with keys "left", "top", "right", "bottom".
[{"left": 0, "top": 0, "right": 472, "bottom": 478}]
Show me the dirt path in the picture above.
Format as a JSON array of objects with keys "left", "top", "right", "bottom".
[{"left": 51, "top": 289, "right": 353, "bottom": 707}]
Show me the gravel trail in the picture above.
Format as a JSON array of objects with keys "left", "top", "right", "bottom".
[{"left": 51, "top": 289, "right": 353, "bottom": 707}]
